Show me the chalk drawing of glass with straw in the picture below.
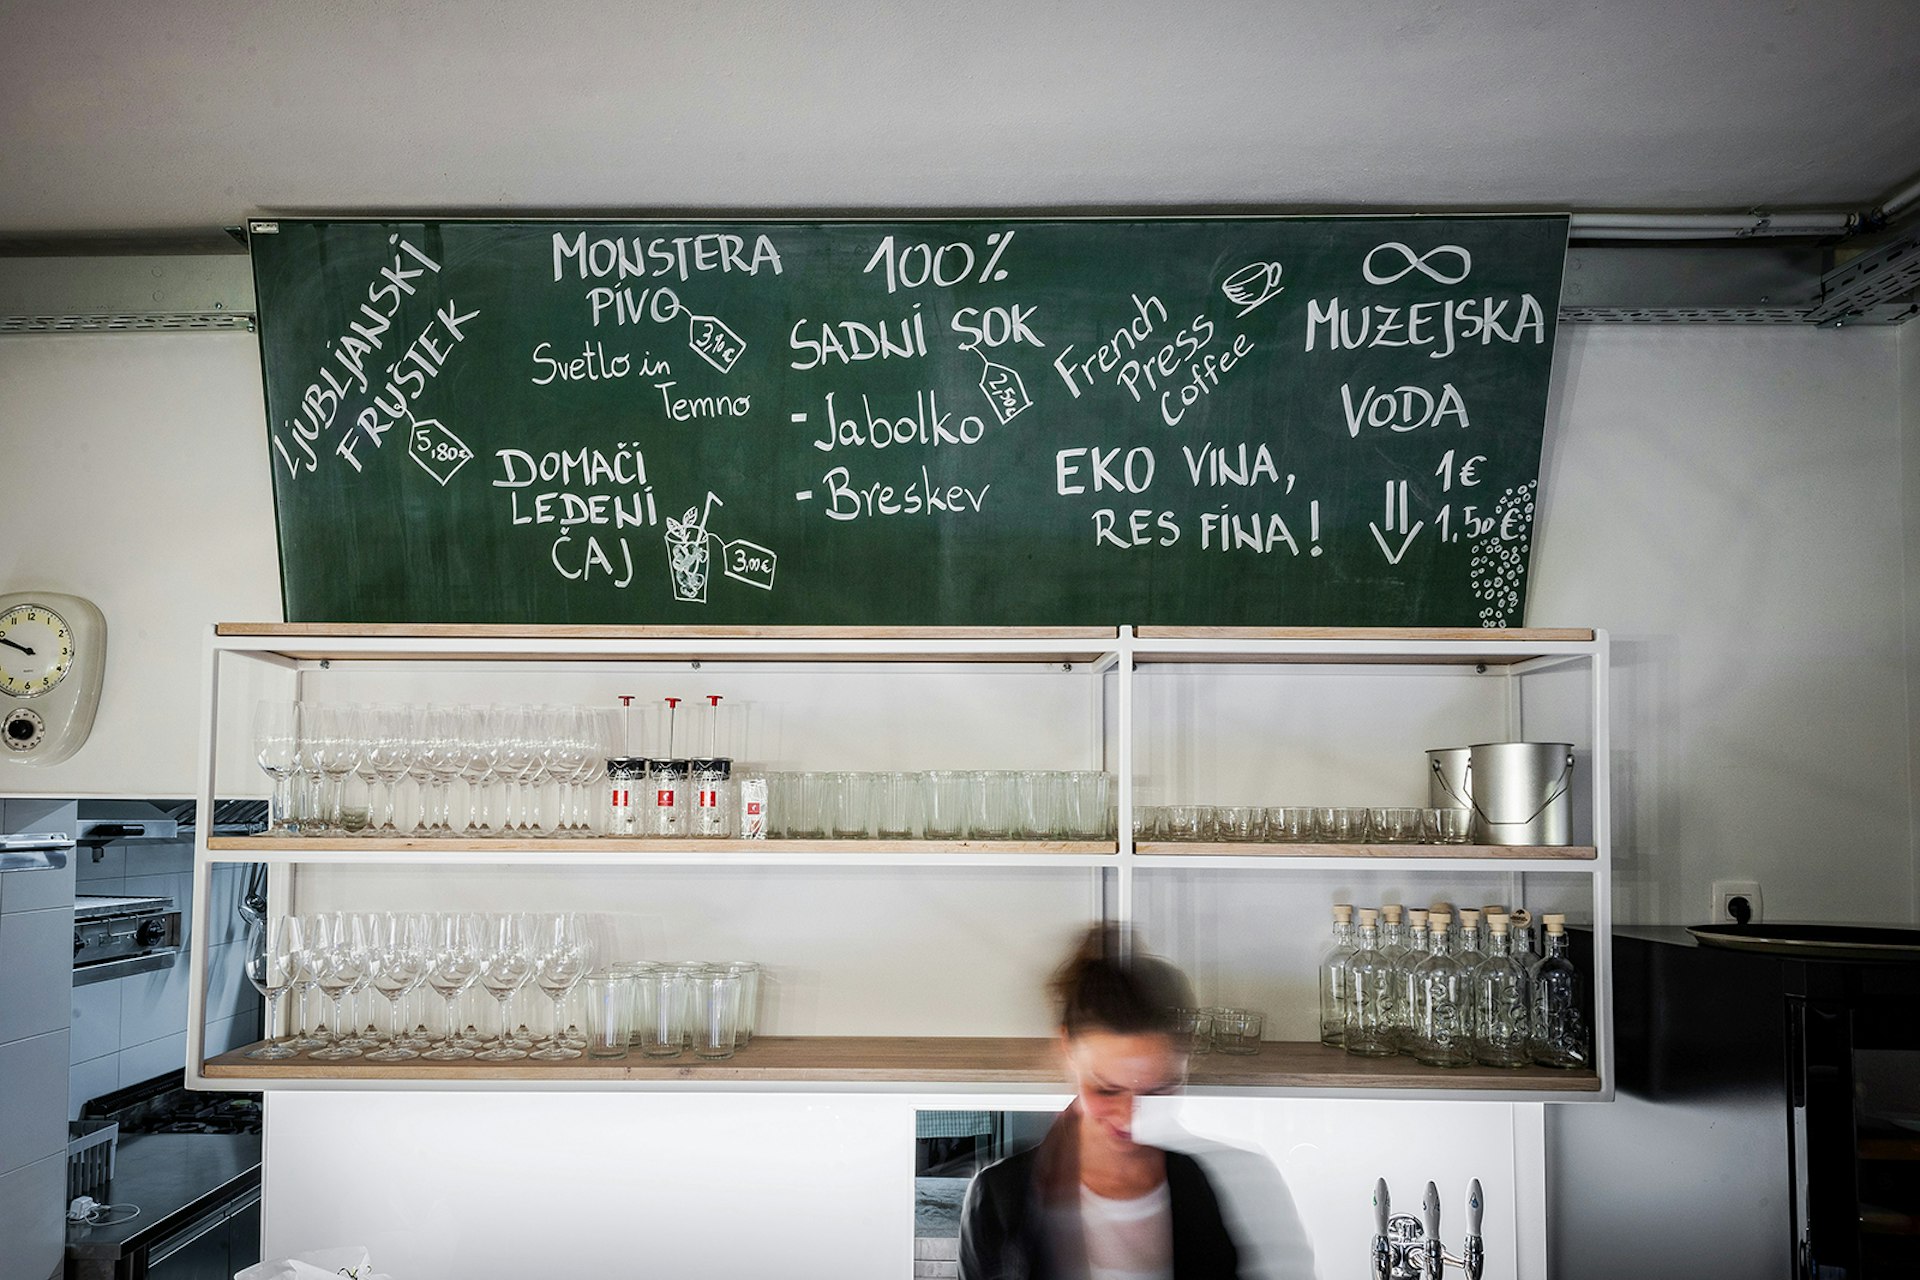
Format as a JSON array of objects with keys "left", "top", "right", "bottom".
[{"left": 666, "top": 492, "right": 723, "bottom": 604}]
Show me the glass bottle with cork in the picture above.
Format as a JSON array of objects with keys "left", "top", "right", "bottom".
[{"left": 1318, "top": 904, "right": 1357, "bottom": 1048}]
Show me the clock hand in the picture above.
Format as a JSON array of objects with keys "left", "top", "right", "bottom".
[{"left": 0, "top": 637, "right": 33, "bottom": 656}]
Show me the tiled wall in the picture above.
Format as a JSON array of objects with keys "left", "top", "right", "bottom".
[
  {"left": 69, "top": 837, "right": 258, "bottom": 1117},
  {"left": 0, "top": 799, "right": 77, "bottom": 1280}
]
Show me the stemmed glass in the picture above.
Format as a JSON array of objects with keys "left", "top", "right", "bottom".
[
  {"left": 460, "top": 707, "right": 504, "bottom": 836},
  {"left": 313, "top": 705, "right": 361, "bottom": 833},
  {"left": 547, "top": 710, "right": 590, "bottom": 837},
  {"left": 296, "top": 709, "right": 332, "bottom": 835},
  {"left": 243, "top": 915, "right": 301, "bottom": 1059},
  {"left": 253, "top": 701, "right": 301, "bottom": 834},
  {"left": 427, "top": 710, "right": 467, "bottom": 832},
  {"left": 308, "top": 912, "right": 370, "bottom": 1060},
  {"left": 530, "top": 913, "right": 590, "bottom": 1060},
  {"left": 475, "top": 913, "right": 536, "bottom": 1060},
  {"left": 516, "top": 709, "right": 557, "bottom": 835},
  {"left": 364, "top": 913, "right": 430, "bottom": 1061},
  {"left": 422, "top": 913, "right": 484, "bottom": 1060},
  {"left": 364, "top": 706, "right": 414, "bottom": 836},
  {"left": 287, "top": 914, "right": 329, "bottom": 1049},
  {"left": 406, "top": 706, "right": 454, "bottom": 836}
]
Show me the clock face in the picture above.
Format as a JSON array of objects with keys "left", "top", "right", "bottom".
[{"left": 0, "top": 603, "right": 74, "bottom": 698}]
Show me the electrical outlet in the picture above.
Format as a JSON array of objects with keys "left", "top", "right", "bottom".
[{"left": 1711, "top": 880, "right": 1762, "bottom": 924}]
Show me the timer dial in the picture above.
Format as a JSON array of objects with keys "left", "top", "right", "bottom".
[{"left": 0, "top": 603, "right": 74, "bottom": 698}]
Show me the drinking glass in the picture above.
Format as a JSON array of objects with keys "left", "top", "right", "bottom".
[
  {"left": 422, "top": 912, "right": 484, "bottom": 1060},
  {"left": 921, "top": 770, "right": 970, "bottom": 840},
  {"left": 1064, "top": 771, "right": 1111, "bottom": 839},
  {"left": 690, "top": 971, "right": 741, "bottom": 1060},
  {"left": 1385, "top": 807, "right": 1424, "bottom": 842},
  {"left": 457, "top": 706, "right": 504, "bottom": 836},
  {"left": 871, "top": 771, "right": 919, "bottom": 839},
  {"left": 364, "top": 705, "right": 414, "bottom": 835},
  {"left": 725, "top": 961, "right": 761, "bottom": 1047},
  {"left": 335, "top": 912, "right": 383, "bottom": 1049},
  {"left": 365, "top": 912, "right": 430, "bottom": 1061},
  {"left": 1218, "top": 805, "right": 1259, "bottom": 842},
  {"left": 296, "top": 708, "right": 332, "bottom": 836},
  {"left": 1275, "top": 807, "right": 1314, "bottom": 842},
  {"left": 425, "top": 706, "right": 468, "bottom": 833},
  {"left": 492, "top": 706, "right": 537, "bottom": 836},
  {"left": 1427, "top": 808, "right": 1472, "bottom": 844},
  {"left": 967, "top": 771, "right": 1015, "bottom": 839},
  {"left": 833, "top": 771, "right": 873, "bottom": 839},
  {"left": 634, "top": 965, "right": 685, "bottom": 1057},
  {"left": 547, "top": 708, "right": 591, "bottom": 836},
  {"left": 1212, "top": 1008, "right": 1264, "bottom": 1054},
  {"left": 1014, "top": 770, "right": 1062, "bottom": 839},
  {"left": 405, "top": 706, "right": 444, "bottom": 836},
  {"left": 243, "top": 916, "right": 300, "bottom": 1059},
  {"left": 530, "top": 913, "right": 590, "bottom": 1060},
  {"left": 1162, "top": 805, "right": 1201, "bottom": 842},
  {"left": 475, "top": 913, "right": 536, "bottom": 1060},
  {"left": 253, "top": 701, "right": 301, "bottom": 834},
  {"left": 518, "top": 706, "right": 559, "bottom": 835},
  {"left": 1131, "top": 805, "right": 1162, "bottom": 841},
  {"left": 583, "top": 972, "right": 633, "bottom": 1057},
  {"left": 287, "top": 914, "right": 329, "bottom": 1049},
  {"left": 312, "top": 705, "right": 361, "bottom": 834},
  {"left": 308, "top": 912, "right": 370, "bottom": 1060}
]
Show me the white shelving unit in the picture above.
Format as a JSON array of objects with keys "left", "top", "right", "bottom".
[{"left": 187, "top": 623, "right": 1611, "bottom": 1101}]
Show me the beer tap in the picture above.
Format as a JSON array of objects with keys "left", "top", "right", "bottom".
[{"left": 1370, "top": 1178, "right": 1485, "bottom": 1280}]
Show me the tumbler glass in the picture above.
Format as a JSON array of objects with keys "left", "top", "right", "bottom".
[
  {"left": 1385, "top": 807, "right": 1424, "bottom": 842},
  {"left": 1212, "top": 1008, "right": 1264, "bottom": 1054},
  {"left": 690, "top": 971, "right": 741, "bottom": 1060},
  {"left": 1427, "top": 808, "right": 1473, "bottom": 844},
  {"left": 634, "top": 965, "right": 684, "bottom": 1057},
  {"left": 921, "top": 770, "right": 971, "bottom": 840},
  {"left": 1064, "top": 771, "right": 1111, "bottom": 839},
  {"left": 1218, "top": 805, "right": 1259, "bottom": 842},
  {"left": 1172, "top": 1006, "right": 1212, "bottom": 1055},
  {"left": 725, "top": 961, "right": 761, "bottom": 1046},
  {"left": 795, "top": 771, "right": 834, "bottom": 839},
  {"left": 872, "top": 770, "right": 920, "bottom": 840},
  {"left": 967, "top": 771, "right": 1015, "bottom": 839},
  {"left": 1275, "top": 807, "right": 1314, "bottom": 842},
  {"left": 1162, "top": 806, "right": 1201, "bottom": 842},
  {"left": 833, "top": 771, "right": 874, "bottom": 839},
  {"left": 1014, "top": 770, "right": 1063, "bottom": 839},
  {"left": 1131, "top": 805, "right": 1161, "bottom": 842},
  {"left": 584, "top": 971, "right": 633, "bottom": 1058}
]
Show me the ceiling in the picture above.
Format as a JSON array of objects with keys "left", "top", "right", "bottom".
[{"left": 2, "top": 0, "right": 1917, "bottom": 248}]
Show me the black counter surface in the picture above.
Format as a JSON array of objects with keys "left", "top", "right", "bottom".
[{"left": 66, "top": 1132, "right": 261, "bottom": 1261}]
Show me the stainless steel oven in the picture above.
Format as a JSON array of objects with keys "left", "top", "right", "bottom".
[{"left": 73, "top": 895, "right": 182, "bottom": 985}]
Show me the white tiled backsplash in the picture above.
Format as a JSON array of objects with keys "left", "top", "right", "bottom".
[{"left": 69, "top": 839, "right": 258, "bottom": 1117}]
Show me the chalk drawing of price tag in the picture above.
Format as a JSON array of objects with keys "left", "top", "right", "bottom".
[
  {"left": 977, "top": 355, "right": 1031, "bottom": 424},
  {"left": 687, "top": 312, "right": 746, "bottom": 374},
  {"left": 407, "top": 417, "right": 474, "bottom": 486},
  {"left": 721, "top": 537, "right": 778, "bottom": 590}
]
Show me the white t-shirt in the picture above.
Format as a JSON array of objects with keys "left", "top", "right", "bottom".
[{"left": 1080, "top": 1181, "right": 1173, "bottom": 1280}]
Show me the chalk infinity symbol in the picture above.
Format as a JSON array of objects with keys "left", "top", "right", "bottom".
[{"left": 1362, "top": 242, "right": 1473, "bottom": 286}]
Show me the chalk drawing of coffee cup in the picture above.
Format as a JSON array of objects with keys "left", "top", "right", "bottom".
[
  {"left": 1221, "top": 260, "right": 1285, "bottom": 316},
  {"left": 666, "top": 510, "right": 712, "bottom": 604}
]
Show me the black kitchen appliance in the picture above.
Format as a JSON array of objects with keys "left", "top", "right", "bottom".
[{"left": 1548, "top": 925, "right": 1920, "bottom": 1279}]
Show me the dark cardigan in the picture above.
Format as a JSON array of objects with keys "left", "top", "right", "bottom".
[{"left": 957, "top": 1107, "right": 1242, "bottom": 1280}]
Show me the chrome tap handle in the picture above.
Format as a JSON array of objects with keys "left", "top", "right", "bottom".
[
  {"left": 1463, "top": 1179, "right": 1484, "bottom": 1280},
  {"left": 1420, "top": 1182, "right": 1444, "bottom": 1280},
  {"left": 1371, "top": 1179, "right": 1394, "bottom": 1280}
]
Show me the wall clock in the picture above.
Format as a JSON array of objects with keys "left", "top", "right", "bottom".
[{"left": 0, "top": 592, "right": 106, "bottom": 766}]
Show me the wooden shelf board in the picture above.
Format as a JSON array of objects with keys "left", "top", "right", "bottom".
[
  {"left": 1135, "top": 627, "right": 1595, "bottom": 643},
  {"left": 1132, "top": 626, "right": 1596, "bottom": 666},
  {"left": 202, "top": 1036, "right": 1601, "bottom": 1091},
  {"left": 1135, "top": 842, "right": 1597, "bottom": 860},
  {"left": 206, "top": 836, "right": 1116, "bottom": 856},
  {"left": 217, "top": 623, "right": 1119, "bottom": 639}
]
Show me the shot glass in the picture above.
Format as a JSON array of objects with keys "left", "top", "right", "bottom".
[
  {"left": 1212, "top": 1008, "right": 1264, "bottom": 1054},
  {"left": 583, "top": 971, "right": 633, "bottom": 1058},
  {"left": 690, "top": 971, "right": 740, "bottom": 1060},
  {"left": 921, "top": 770, "right": 971, "bottom": 840},
  {"left": 872, "top": 770, "right": 920, "bottom": 840}
]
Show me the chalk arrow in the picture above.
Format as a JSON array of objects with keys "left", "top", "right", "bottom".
[{"left": 1370, "top": 520, "right": 1425, "bottom": 565}]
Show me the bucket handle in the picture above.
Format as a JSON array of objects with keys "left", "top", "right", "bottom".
[
  {"left": 1467, "top": 750, "right": 1575, "bottom": 827},
  {"left": 1428, "top": 755, "right": 1472, "bottom": 809}
]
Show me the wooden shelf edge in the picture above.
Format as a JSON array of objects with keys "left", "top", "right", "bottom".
[
  {"left": 205, "top": 836, "right": 1118, "bottom": 855},
  {"left": 215, "top": 623, "right": 1119, "bottom": 640},
  {"left": 1136, "top": 842, "right": 1597, "bottom": 860},
  {"left": 1134, "top": 626, "right": 1596, "bottom": 643},
  {"left": 201, "top": 1036, "right": 1601, "bottom": 1092}
]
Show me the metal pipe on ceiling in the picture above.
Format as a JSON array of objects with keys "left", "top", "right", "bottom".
[{"left": 1568, "top": 212, "right": 1856, "bottom": 240}]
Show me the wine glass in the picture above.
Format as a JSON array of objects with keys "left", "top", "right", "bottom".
[
  {"left": 546, "top": 709, "right": 590, "bottom": 837},
  {"left": 492, "top": 706, "right": 535, "bottom": 837},
  {"left": 311, "top": 705, "right": 361, "bottom": 834},
  {"left": 308, "top": 912, "right": 370, "bottom": 1060},
  {"left": 296, "top": 706, "right": 332, "bottom": 836},
  {"left": 243, "top": 915, "right": 301, "bottom": 1059},
  {"left": 422, "top": 912, "right": 484, "bottom": 1061},
  {"left": 364, "top": 912, "right": 430, "bottom": 1061},
  {"left": 530, "top": 912, "right": 589, "bottom": 1060},
  {"left": 475, "top": 913, "right": 535, "bottom": 1061},
  {"left": 460, "top": 707, "right": 504, "bottom": 836},
  {"left": 286, "top": 914, "right": 329, "bottom": 1049},
  {"left": 253, "top": 701, "right": 301, "bottom": 835},
  {"left": 364, "top": 705, "right": 415, "bottom": 836},
  {"left": 426, "top": 708, "right": 467, "bottom": 833},
  {"left": 405, "top": 705, "right": 450, "bottom": 836},
  {"left": 517, "top": 707, "right": 558, "bottom": 835}
]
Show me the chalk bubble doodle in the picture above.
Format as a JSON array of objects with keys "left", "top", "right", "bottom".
[
  {"left": 1362, "top": 242, "right": 1472, "bottom": 286},
  {"left": 1469, "top": 480, "right": 1537, "bottom": 628}
]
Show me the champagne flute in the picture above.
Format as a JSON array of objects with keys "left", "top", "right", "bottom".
[
  {"left": 365, "top": 912, "right": 430, "bottom": 1061},
  {"left": 530, "top": 912, "right": 589, "bottom": 1060},
  {"left": 475, "top": 913, "right": 535, "bottom": 1061},
  {"left": 423, "top": 912, "right": 484, "bottom": 1060},
  {"left": 243, "top": 915, "right": 300, "bottom": 1059},
  {"left": 253, "top": 701, "right": 301, "bottom": 835}
]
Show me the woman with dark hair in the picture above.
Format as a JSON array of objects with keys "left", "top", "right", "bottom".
[{"left": 958, "top": 926, "right": 1241, "bottom": 1280}]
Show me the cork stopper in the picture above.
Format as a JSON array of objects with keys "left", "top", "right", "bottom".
[
  {"left": 1487, "top": 913, "right": 1510, "bottom": 935},
  {"left": 1509, "top": 907, "right": 1533, "bottom": 930},
  {"left": 1358, "top": 908, "right": 1378, "bottom": 927},
  {"left": 1408, "top": 909, "right": 1430, "bottom": 926},
  {"left": 1482, "top": 904, "right": 1507, "bottom": 917},
  {"left": 1333, "top": 904, "right": 1354, "bottom": 922},
  {"left": 1428, "top": 900, "right": 1453, "bottom": 916},
  {"left": 1429, "top": 912, "right": 1453, "bottom": 928},
  {"left": 1543, "top": 912, "right": 1567, "bottom": 935},
  {"left": 1382, "top": 904, "right": 1404, "bottom": 924},
  {"left": 1459, "top": 909, "right": 1482, "bottom": 928}
]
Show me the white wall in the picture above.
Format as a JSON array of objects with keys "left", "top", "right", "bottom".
[
  {"left": 1905, "top": 321, "right": 1920, "bottom": 925},
  {"left": 1530, "top": 324, "right": 1911, "bottom": 924},
  {"left": 0, "top": 332, "right": 282, "bottom": 799}
]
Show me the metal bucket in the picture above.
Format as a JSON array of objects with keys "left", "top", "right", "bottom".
[
  {"left": 1426, "top": 747, "right": 1472, "bottom": 810},
  {"left": 1465, "top": 742, "right": 1575, "bottom": 845}
]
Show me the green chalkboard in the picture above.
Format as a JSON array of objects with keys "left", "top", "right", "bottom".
[{"left": 251, "top": 215, "right": 1565, "bottom": 625}]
